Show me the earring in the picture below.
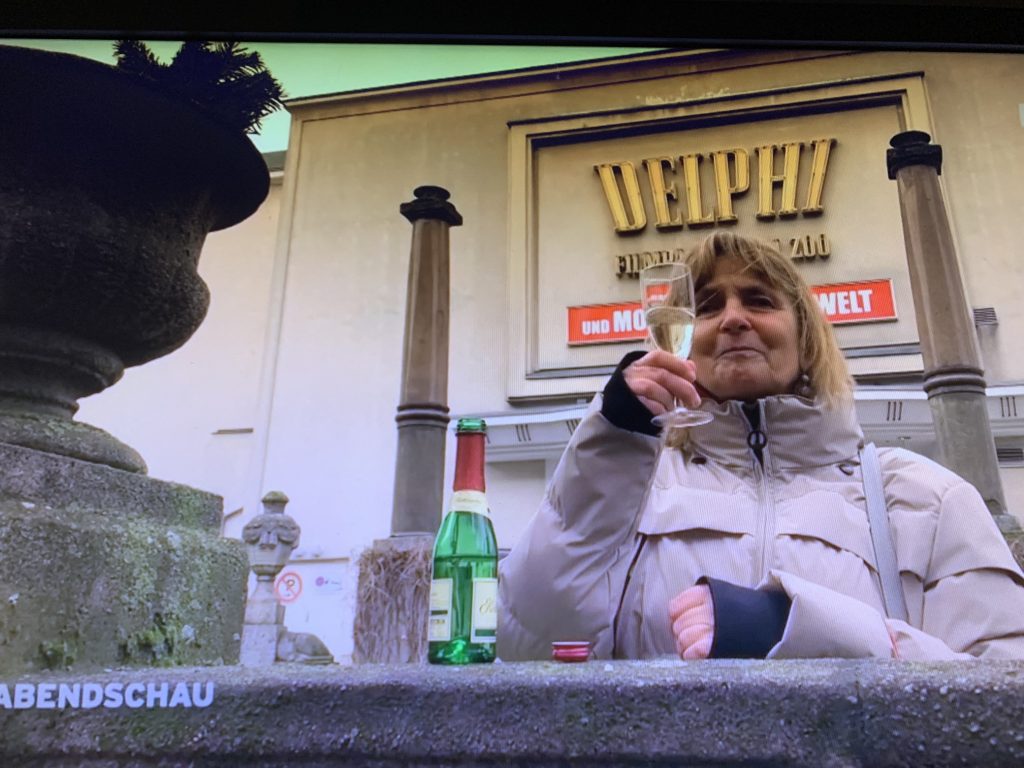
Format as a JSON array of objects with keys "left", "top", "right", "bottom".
[{"left": 794, "top": 372, "right": 814, "bottom": 399}]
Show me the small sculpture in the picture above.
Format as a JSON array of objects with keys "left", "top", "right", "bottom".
[{"left": 239, "top": 492, "right": 334, "bottom": 666}]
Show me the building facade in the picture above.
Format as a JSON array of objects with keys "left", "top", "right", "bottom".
[{"left": 80, "top": 48, "right": 1024, "bottom": 661}]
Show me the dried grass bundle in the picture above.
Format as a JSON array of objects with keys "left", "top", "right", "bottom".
[{"left": 352, "top": 537, "right": 433, "bottom": 664}]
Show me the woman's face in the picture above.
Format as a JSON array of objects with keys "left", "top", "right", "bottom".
[{"left": 691, "top": 257, "right": 802, "bottom": 402}]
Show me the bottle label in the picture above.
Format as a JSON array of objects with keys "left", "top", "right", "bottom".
[
  {"left": 429, "top": 578, "right": 453, "bottom": 642},
  {"left": 470, "top": 578, "right": 498, "bottom": 644},
  {"left": 451, "top": 490, "right": 490, "bottom": 517}
]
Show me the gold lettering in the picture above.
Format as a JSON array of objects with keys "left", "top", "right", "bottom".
[
  {"left": 612, "top": 249, "right": 688, "bottom": 279},
  {"left": 594, "top": 162, "right": 647, "bottom": 233},
  {"left": 756, "top": 143, "right": 802, "bottom": 220},
  {"left": 711, "top": 149, "right": 749, "bottom": 223},
  {"left": 817, "top": 233, "right": 831, "bottom": 258},
  {"left": 802, "top": 138, "right": 835, "bottom": 215},
  {"left": 642, "top": 157, "right": 684, "bottom": 230},
  {"left": 680, "top": 153, "right": 715, "bottom": 227},
  {"left": 615, "top": 254, "right": 628, "bottom": 278},
  {"left": 791, "top": 236, "right": 805, "bottom": 260}
]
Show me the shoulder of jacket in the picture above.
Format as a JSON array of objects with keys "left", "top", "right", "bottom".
[{"left": 873, "top": 446, "right": 967, "bottom": 512}]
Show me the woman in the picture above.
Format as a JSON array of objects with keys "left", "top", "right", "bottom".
[{"left": 498, "top": 232, "right": 1024, "bottom": 661}]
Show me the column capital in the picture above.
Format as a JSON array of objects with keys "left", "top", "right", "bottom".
[
  {"left": 887, "top": 130, "right": 943, "bottom": 179},
  {"left": 400, "top": 185, "right": 463, "bottom": 226}
]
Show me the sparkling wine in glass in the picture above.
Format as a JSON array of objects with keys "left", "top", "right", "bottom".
[{"left": 640, "top": 262, "right": 713, "bottom": 429}]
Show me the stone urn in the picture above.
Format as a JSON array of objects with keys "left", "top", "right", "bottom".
[
  {"left": 0, "top": 44, "right": 264, "bottom": 673},
  {"left": 0, "top": 44, "right": 269, "bottom": 472}
]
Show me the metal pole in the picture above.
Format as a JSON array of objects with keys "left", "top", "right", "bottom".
[
  {"left": 391, "top": 186, "right": 463, "bottom": 535},
  {"left": 886, "top": 130, "right": 1016, "bottom": 531}
]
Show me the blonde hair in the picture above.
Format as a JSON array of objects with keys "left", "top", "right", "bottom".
[{"left": 665, "top": 232, "right": 853, "bottom": 448}]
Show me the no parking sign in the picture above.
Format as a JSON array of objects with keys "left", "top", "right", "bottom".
[{"left": 274, "top": 571, "right": 303, "bottom": 604}]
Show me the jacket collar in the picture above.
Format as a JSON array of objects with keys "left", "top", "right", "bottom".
[{"left": 685, "top": 396, "right": 864, "bottom": 469}]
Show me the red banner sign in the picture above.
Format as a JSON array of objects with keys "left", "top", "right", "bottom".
[
  {"left": 809, "top": 279, "right": 897, "bottom": 325},
  {"left": 566, "top": 279, "right": 897, "bottom": 345},
  {"left": 567, "top": 302, "right": 648, "bottom": 345}
]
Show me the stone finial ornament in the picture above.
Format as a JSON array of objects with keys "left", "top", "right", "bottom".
[
  {"left": 239, "top": 492, "right": 334, "bottom": 666},
  {"left": 241, "top": 491, "right": 301, "bottom": 576}
]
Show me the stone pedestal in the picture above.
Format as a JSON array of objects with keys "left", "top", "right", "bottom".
[{"left": 0, "top": 443, "right": 247, "bottom": 674}]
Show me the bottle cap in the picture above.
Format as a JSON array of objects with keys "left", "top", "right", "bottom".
[
  {"left": 456, "top": 418, "right": 487, "bottom": 434},
  {"left": 551, "top": 641, "right": 593, "bottom": 663}
]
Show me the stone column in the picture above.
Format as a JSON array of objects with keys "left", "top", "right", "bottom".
[
  {"left": 391, "top": 186, "right": 463, "bottom": 536},
  {"left": 353, "top": 187, "right": 462, "bottom": 663},
  {"left": 886, "top": 130, "right": 1016, "bottom": 531}
]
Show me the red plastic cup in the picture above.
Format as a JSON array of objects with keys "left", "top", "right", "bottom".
[{"left": 551, "top": 641, "right": 593, "bottom": 662}]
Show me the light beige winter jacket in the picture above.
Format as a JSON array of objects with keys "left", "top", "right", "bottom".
[{"left": 498, "top": 394, "right": 1024, "bottom": 661}]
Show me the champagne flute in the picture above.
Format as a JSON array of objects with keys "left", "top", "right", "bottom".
[{"left": 640, "top": 262, "right": 713, "bottom": 429}]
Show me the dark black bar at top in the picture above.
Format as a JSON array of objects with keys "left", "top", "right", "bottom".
[{"left": 5, "top": 2, "right": 1024, "bottom": 50}]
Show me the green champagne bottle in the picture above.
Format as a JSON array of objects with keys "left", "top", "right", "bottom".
[{"left": 428, "top": 418, "right": 498, "bottom": 664}]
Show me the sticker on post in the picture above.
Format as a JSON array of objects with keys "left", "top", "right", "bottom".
[{"left": 274, "top": 571, "right": 302, "bottom": 604}]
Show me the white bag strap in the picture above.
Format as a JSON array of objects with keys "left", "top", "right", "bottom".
[{"left": 860, "top": 442, "right": 909, "bottom": 624}]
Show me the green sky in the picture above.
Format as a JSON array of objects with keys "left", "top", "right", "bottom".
[{"left": 6, "top": 39, "right": 656, "bottom": 153}]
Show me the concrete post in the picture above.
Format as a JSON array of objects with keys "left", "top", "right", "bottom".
[
  {"left": 886, "top": 130, "right": 1016, "bottom": 531},
  {"left": 391, "top": 186, "right": 463, "bottom": 536}
]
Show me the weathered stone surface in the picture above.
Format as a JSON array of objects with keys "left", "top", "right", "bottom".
[
  {"left": 0, "top": 411, "right": 146, "bottom": 474},
  {"left": 239, "top": 625, "right": 278, "bottom": 667},
  {"left": 0, "top": 498, "right": 247, "bottom": 674},
  {"left": 0, "top": 443, "right": 221, "bottom": 530},
  {"left": 0, "top": 444, "right": 246, "bottom": 674},
  {"left": 2, "top": 660, "right": 1023, "bottom": 766}
]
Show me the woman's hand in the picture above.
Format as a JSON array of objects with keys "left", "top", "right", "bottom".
[
  {"left": 669, "top": 584, "right": 715, "bottom": 660},
  {"left": 623, "top": 350, "right": 703, "bottom": 416}
]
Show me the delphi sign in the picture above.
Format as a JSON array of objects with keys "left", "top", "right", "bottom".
[
  {"left": 567, "top": 279, "right": 896, "bottom": 345},
  {"left": 594, "top": 139, "right": 836, "bottom": 233}
]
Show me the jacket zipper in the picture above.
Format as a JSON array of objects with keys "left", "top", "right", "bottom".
[{"left": 749, "top": 402, "right": 777, "bottom": 581}]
